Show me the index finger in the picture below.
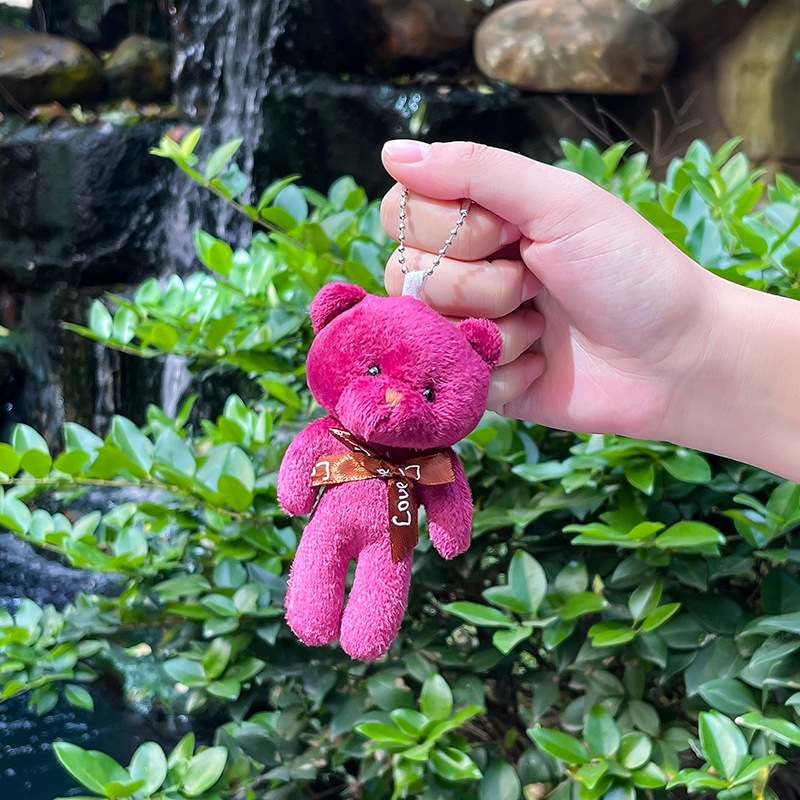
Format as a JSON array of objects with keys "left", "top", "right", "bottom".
[
  {"left": 379, "top": 184, "right": 520, "bottom": 261},
  {"left": 381, "top": 140, "right": 623, "bottom": 242}
]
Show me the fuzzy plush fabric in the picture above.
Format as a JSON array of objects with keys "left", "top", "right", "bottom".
[{"left": 278, "top": 282, "right": 501, "bottom": 660}]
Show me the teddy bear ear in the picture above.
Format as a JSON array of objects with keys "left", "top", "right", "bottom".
[
  {"left": 457, "top": 318, "right": 503, "bottom": 368},
  {"left": 310, "top": 283, "right": 368, "bottom": 332}
]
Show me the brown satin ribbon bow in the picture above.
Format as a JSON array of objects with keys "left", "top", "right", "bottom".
[{"left": 311, "top": 427, "right": 456, "bottom": 563}]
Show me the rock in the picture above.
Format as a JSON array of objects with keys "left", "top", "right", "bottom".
[
  {"left": 474, "top": 0, "right": 678, "bottom": 94},
  {"left": 45, "top": 0, "right": 167, "bottom": 48},
  {"left": 716, "top": 0, "right": 800, "bottom": 169},
  {"left": 0, "top": 122, "right": 172, "bottom": 289},
  {"left": 650, "top": 0, "right": 767, "bottom": 65},
  {"left": 364, "top": 0, "right": 484, "bottom": 70},
  {"left": 0, "top": 31, "right": 102, "bottom": 107},
  {"left": 103, "top": 34, "right": 171, "bottom": 101}
]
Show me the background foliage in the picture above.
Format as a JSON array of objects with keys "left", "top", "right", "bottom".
[{"left": 2, "top": 130, "right": 800, "bottom": 800}]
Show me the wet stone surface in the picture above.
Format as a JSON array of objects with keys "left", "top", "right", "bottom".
[{"left": 0, "top": 121, "right": 172, "bottom": 290}]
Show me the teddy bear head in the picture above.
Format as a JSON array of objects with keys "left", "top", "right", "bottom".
[{"left": 306, "top": 283, "right": 502, "bottom": 451}]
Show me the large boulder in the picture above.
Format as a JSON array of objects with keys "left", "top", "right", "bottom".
[
  {"left": 474, "top": 0, "right": 678, "bottom": 93},
  {"left": 0, "top": 31, "right": 102, "bottom": 107},
  {"left": 716, "top": 0, "right": 800, "bottom": 169},
  {"left": 362, "top": 0, "right": 483, "bottom": 71},
  {"left": 103, "top": 34, "right": 171, "bottom": 101}
]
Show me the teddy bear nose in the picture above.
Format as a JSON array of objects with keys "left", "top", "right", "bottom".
[{"left": 384, "top": 387, "right": 403, "bottom": 408}]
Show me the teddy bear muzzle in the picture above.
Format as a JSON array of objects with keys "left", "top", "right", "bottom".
[{"left": 336, "top": 377, "right": 435, "bottom": 447}]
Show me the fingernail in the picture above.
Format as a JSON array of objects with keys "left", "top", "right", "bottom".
[
  {"left": 522, "top": 270, "right": 541, "bottom": 302},
  {"left": 383, "top": 140, "right": 431, "bottom": 163},
  {"left": 499, "top": 221, "right": 520, "bottom": 246}
]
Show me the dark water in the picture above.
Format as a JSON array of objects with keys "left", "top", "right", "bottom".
[
  {"left": 0, "top": 691, "right": 195, "bottom": 800},
  {"left": 0, "top": 530, "right": 196, "bottom": 799}
]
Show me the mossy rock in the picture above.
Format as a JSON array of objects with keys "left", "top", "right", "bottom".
[{"left": 0, "top": 31, "right": 102, "bottom": 107}]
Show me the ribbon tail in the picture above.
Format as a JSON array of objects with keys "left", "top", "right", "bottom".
[{"left": 388, "top": 477, "right": 418, "bottom": 563}]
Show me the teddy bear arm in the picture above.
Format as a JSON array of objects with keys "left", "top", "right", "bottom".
[
  {"left": 419, "top": 454, "right": 473, "bottom": 560},
  {"left": 277, "top": 417, "right": 335, "bottom": 515}
]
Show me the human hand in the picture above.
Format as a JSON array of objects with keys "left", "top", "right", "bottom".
[{"left": 380, "top": 140, "right": 717, "bottom": 441}]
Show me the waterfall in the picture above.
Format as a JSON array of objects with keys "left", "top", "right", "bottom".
[
  {"left": 166, "top": 0, "right": 292, "bottom": 264},
  {"left": 159, "top": 0, "right": 292, "bottom": 417}
]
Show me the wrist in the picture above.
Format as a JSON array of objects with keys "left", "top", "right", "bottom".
[{"left": 660, "top": 273, "right": 800, "bottom": 480}]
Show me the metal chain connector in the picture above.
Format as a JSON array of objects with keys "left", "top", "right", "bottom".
[{"left": 398, "top": 186, "right": 470, "bottom": 276}]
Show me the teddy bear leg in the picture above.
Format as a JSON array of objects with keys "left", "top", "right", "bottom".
[
  {"left": 338, "top": 540, "right": 412, "bottom": 660},
  {"left": 285, "top": 527, "right": 349, "bottom": 647}
]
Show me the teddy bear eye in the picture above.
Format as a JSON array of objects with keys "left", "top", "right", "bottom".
[
  {"left": 367, "top": 364, "right": 381, "bottom": 376},
  {"left": 422, "top": 386, "right": 435, "bottom": 403}
]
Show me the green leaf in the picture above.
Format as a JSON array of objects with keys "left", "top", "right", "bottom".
[
  {"left": 699, "top": 711, "right": 748, "bottom": 780},
  {"left": 628, "top": 576, "right": 663, "bottom": 622},
  {"left": 357, "top": 722, "right": 415, "bottom": 745},
  {"left": 585, "top": 705, "right": 621, "bottom": 759},
  {"left": 213, "top": 557, "right": 247, "bottom": 589},
  {"left": 154, "top": 429, "right": 196, "bottom": 478},
  {"left": 0, "top": 495, "right": 32, "bottom": 534},
  {"left": 205, "top": 240, "right": 234, "bottom": 276},
  {"left": 390, "top": 708, "right": 429, "bottom": 737},
  {"left": 272, "top": 184, "right": 309, "bottom": 226},
  {"left": 493, "top": 625, "right": 534, "bottom": 654},
  {"left": 442, "top": 602, "right": 514, "bottom": 628},
  {"left": 202, "top": 638, "right": 232, "bottom": 680},
  {"left": 655, "top": 521, "right": 725, "bottom": 552},
  {"left": 207, "top": 678, "right": 241, "bottom": 700},
  {"left": 479, "top": 760, "right": 521, "bottom": 800},
  {"left": 527, "top": 727, "right": 590, "bottom": 764},
  {"left": 205, "top": 139, "right": 242, "bottom": 180},
  {"left": 164, "top": 657, "right": 208, "bottom": 688},
  {"left": 697, "top": 679, "right": 758, "bottom": 716},
  {"left": 731, "top": 755, "right": 785, "bottom": 786},
  {"left": 603, "top": 786, "right": 636, "bottom": 800},
  {"left": 662, "top": 448, "right": 712, "bottom": 483},
  {"left": 63, "top": 684, "right": 94, "bottom": 711},
  {"left": 629, "top": 700, "right": 661, "bottom": 737},
  {"left": 256, "top": 174, "right": 300, "bottom": 211},
  {"left": 53, "top": 742, "right": 128, "bottom": 794},
  {"left": 183, "top": 746, "right": 228, "bottom": 796},
  {"left": 13, "top": 423, "right": 52, "bottom": 477},
  {"left": 639, "top": 602, "right": 681, "bottom": 632},
  {"left": 558, "top": 591, "right": 607, "bottom": 620},
  {"left": 737, "top": 711, "right": 800, "bottom": 746},
  {"left": 110, "top": 416, "right": 153, "bottom": 476},
  {"left": 625, "top": 461, "right": 656, "bottom": 495},
  {"left": 0, "top": 443, "right": 21, "bottom": 476},
  {"left": 113, "top": 307, "right": 138, "bottom": 343},
  {"left": 201, "top": 593, "right": 238, "bottom": 617},
  {"left": 430, "top": 746, "right": 482, "bottom": 782},
  {"left": 420, "top": 674, "right": 453, "bottom": 722},
  {"left": 153, "top": 574, "right": 211, "bottom": 600},
  {"left": 53, "top": 449, "right": 89, "bottom": 476},
  {"left": 129, "top": 742, "right": 168, "bottom": 794},
  {"left": 89, "top": 300, "right": 113, "bottom": 338},
  {"left": 618, "top": 732, "right": 652, "bottom": 770},
  {"left": 588, "top": 620, "right": 636, "bottom": 647},
  {"left": 508, "top": 550, "right": 547, "bottom": 615},
  {"left": 102, "top": 780, "right": 145, "bottom": 797},
  {"left": 631, "top": 762, "right": 667, "bottom": 789}
]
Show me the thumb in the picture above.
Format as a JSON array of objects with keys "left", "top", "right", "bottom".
[{"left": 381, "top": 139, "right": 623, "bottom": 241}]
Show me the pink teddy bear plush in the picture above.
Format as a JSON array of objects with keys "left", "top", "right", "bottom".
[{"left": 278, "top": 282, "right": 501, "bottom": 660}]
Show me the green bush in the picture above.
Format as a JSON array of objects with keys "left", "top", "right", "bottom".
[{"left": 2, "top": 130, "right": 800, "bottom": 800}]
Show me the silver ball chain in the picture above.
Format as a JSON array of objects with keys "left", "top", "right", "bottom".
[{"left": 398, "top": 186, "right": 471, "bottom": 277}]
